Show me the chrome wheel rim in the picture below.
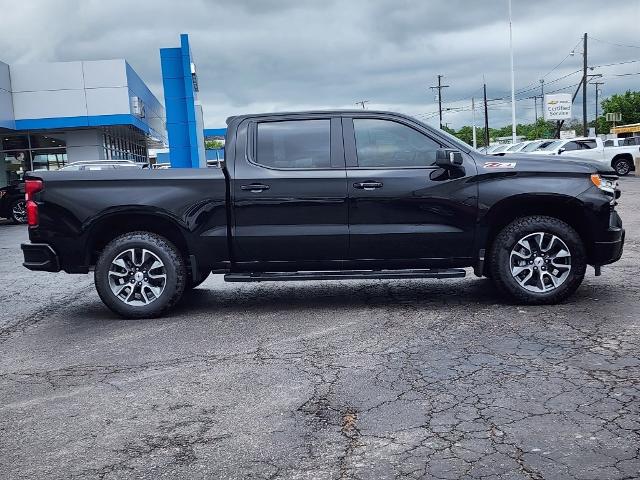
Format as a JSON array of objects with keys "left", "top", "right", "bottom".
[
  {"left": 510, "top": 232, "right": 571, "bottom": 293},
  {"left": 108, "top": 248, "right": 167, "bottom": 306},
  {"left": 12, "top": 201, "right": 26, "bottom": 223}
]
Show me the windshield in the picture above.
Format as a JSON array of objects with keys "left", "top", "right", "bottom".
[
  {"left": 520, "top": 141, "right": 543, "bottom": 152},
  {"left": 507, "top": 142, "right": 524, "bottom": 152},
  {"left": 431, "top": 126, "right": 480, "bottom": 152},
  {"left": 493, "top": 144, "right": 510, "bottom": 153},
  {"left": 541, "top": 140, "right": 563, "bottom": 151}
]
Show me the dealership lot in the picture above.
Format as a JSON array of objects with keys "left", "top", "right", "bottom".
[{"left": 0, "top": 180, "right": 639, "bottom": 479}]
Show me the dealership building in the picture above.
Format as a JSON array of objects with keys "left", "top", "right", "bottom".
[{"left": 0, "top": 34, "right": 210, "bottom": 188}]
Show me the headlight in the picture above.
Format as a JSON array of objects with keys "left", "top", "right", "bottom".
[{"left": 591, "top": 174, "right": 617, "bottom": 194}]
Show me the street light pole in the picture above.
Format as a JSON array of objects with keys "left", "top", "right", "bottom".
[
  {"left": 483, "top": 81, "right": 490, "bottom": 147},
  {"left": 582, "top": 32, "right": 588, "bottom": 137},
  {"left": 508, "top": 0, "right": 517, "bottom": 144}
]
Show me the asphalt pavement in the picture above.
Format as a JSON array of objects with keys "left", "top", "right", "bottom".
[{"left": 1, "top": 178, "right": 639, "bottom": 479}]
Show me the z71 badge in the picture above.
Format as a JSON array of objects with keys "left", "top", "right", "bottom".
[{"left": 483, "top": 161, "right": 516, "bottom": 169}]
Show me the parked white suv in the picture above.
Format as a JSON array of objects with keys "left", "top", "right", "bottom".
[{"left": 530, "top": 137, "right": 640, "bottom": 176}]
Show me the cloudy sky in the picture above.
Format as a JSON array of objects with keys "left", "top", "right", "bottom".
[{"left": 0, "top": 0, "right": 639, "bottom": 129}]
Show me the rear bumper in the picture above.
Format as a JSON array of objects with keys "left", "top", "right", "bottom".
[
  {"left": 21, "top": 243, "right": 60, "bottom": 272},
  {"left": 592, "top": 228, "right": 625, "bottom": 266}
]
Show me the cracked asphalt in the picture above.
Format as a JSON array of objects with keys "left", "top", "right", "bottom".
[{"left": 1, "top": 179, "right": 639, "bottom": 480}]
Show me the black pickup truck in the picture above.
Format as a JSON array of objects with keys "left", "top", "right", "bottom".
[{"left": 21, "top": 110, "right": 624, "bottom": 318}]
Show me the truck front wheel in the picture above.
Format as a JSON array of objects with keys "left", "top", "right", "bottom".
[
  {"left": 489, "top": 216, "right": 586, "bottom": 304},
  {"left": 94, "top": 232, "right": 186, "bottom": 318}
]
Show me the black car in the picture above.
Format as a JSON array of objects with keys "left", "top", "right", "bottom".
[
  {"left": 0, "top": 182, "right": 26, "bottom": 224},
  {"left": 20, "top": 110, "right": 624, "bottom": 318}
]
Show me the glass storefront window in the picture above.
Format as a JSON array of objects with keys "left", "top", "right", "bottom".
[
  {"left": 2, "top": 151, "right": 32, "bottom": 185},
  {"left": 31, "top": 150, "right": 67, "bottom": 171},
  {"left": 0, "top": 135, "right": 29, "bottom": 151},
  {"left": 29, "top": 133, "right": 66, "bottom": 149}
]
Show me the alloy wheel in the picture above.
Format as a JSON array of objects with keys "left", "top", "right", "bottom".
[
  {"left": 509, "top": 232, "right": 571, "bottom": 293},
  {"left": 108, "top": 248, "right": 167, "bottom": 305},
  {"left": 615, "top": 161, "right": 630, "bottom": 176},
  {"left": 12, "top": 201, "right": 27, "bottom": 223}
]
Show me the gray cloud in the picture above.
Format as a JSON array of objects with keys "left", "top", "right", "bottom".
[{"left": 0, "top": 0, "right": 639, "bottom": 129}]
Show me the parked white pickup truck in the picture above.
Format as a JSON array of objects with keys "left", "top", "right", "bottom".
[{"left": 530, "top": 137, "right": 640, "bottom": 176}]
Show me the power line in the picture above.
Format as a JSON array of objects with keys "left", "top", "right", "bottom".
[
  {"left": 515, "top": 70, "right": 581, "bottom": 98},
  {"left": 514, "top": 37, "right": 583, "bottom": 94},
  {"left": 611, "top": 71, "right": 640, "bottom": 77},
  {"left": 590, "top": 36, "right": 640, "bottom": 50},
  {"left": 590, "top": 59, "right": 640, "bottom": 68}
]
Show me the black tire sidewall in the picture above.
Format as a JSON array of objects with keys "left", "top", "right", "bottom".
[
  {"left": 95, "top": 233, "right": 185, "bottom": 318},
  {"left": 490, "top": 216, "right": 586, "bottom": 304}
]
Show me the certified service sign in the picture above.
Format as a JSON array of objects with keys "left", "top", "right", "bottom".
[{"left": 543, "top": 94, "right": 572, "bottom": 120}]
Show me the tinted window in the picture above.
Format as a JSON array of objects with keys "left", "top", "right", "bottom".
[
  {"left": 604, "top": 140, "right": 613, "bottom": 147},
  {"left": 577, "top": 140, "right": 597, "bottom": 149},
  {"left": 354, "top": 119, "right": 441, "bottom": 167},
  {"left": 256, "top": 120, "right": 330, "bottom": 169},
  {"left": 563, "top": 141, "right": 579, "bottom": 151}
]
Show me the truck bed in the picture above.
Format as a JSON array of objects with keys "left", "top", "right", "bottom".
[{"left": 27, "top": 167, "right": 229, "bottom": 273}]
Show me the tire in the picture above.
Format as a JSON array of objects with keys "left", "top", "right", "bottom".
[
  {"left": 186, "top": 270, "right": 210, "bottom": 290},
  {"left": 488, "top": 216, "right": 586, "bottom": 305},
  {"left": 94, "top": 232, "right": 186, "bottom": 319},
  {"left": 10, "top": 199, "right": 27, "bottom": 224},
  {"left": 612, "top": 158, "right": 631, "bottom": 176}
]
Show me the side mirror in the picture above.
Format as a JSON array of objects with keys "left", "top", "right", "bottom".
[
  {"left": 436, "top": 148, "right": 464, "bottom": 168},
  {"left": 558, "top": 147, "right": 565, "bottom": 155}
]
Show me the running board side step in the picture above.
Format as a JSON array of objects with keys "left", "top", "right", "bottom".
[{"left": 224, "top": 268, "right": 466, "bottom": 283}]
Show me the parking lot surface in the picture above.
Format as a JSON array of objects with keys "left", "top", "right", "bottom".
[{"left": 1, "top": 179, "right": 639, "bottom": 480}]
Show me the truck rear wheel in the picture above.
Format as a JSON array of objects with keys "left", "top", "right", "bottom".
[
  {"left": 612, "top": 158, "right": 631, "bottom": 176},
  {"left": 489, "top": 216, "right": 586, "bottom": 304},
  {"left": 94, "top": 232, "right": 186, "bottom": 318}
]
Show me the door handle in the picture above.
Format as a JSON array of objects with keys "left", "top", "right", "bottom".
[
  {"left": 241, "top": 183, "right": 270, "bottom": 192},
  {"left": 353, "top": 181, "right": 383, "bottom": 190}
]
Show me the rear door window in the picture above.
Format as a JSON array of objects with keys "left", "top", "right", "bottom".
[
  {"left": 577, "top": 140, "right": 597, "bottom": 149},
  {"left": 256, "top": 120, "right": 331, "bottom": 169},
  {"left": 563, "top": 141, "right": 580, "bottom": 151}
]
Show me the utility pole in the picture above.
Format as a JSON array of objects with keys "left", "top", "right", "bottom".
[
  {"left": 472, "top": 97, "right": 477, "bottom": 149},
  {"left": 582, "top": 32, "right": 588, "bottom": 137},
  {"left": 528, "top": 95, "right": 541, "bottom": 121},
  {"left": 540, "top": 79, "right": 545, "bottom": 123},
  {"left": 592, "top": 81, "right": 604, "bottom": 134},
  {"left": 483, "top": 81, "right": 490, "bottom": 147},
  {"left": 355, "top": 100, "right": 369, "bottom": 109},
  {"left": 429, "top": 74, "right": 449, "bottom": 129}
]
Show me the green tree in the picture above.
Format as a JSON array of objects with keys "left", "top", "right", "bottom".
[
  {"left": 205, "top": 139, "right": 224, "bottom": 150},
  {"left": 597, "top": 90, "right": 640, "bottom": 134}
]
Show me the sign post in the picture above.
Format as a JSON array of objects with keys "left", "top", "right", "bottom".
[{"left": 543, "top": 94, "right": 572, "bottom": 121}]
